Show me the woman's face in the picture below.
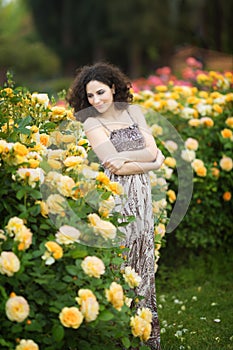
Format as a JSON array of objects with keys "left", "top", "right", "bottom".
[{"left": 86, "top": 80, "right": 115, "bottom": 114}]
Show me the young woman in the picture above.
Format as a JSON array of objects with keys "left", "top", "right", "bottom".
[{"left": 67, "top": 62, "right": 164, "bottom": 350}]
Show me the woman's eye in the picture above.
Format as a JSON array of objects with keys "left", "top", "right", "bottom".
[
  {"left": 87, "top": 94, "right": 93, "bottom": 98},
  {"left": 97, "top": 90, "right": 105, "bottom": 95}
]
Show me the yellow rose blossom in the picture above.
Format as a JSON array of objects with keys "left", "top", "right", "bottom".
[
  {"left": 191, "top": 159, "right": 204, "bottom": 171},
  {"left": 55, "top": 225, "right": 81, "bottom": 245},
  {"left": 212, "top": 104, "right": 223, "bottom": 114},
  {"left": 137, "top": 307, "right": 153, "bottom": 323},
  {"left": 63, "top": 155, "right": 84, "bottom": 169},
  {"left": 81, "top": 256, "right": 105, "bottom": 278},
  {"left": 96, "top": 172, "right": 110, "bottom": 185},
  {"left": 185, "top": 137, "right": 199, "bottom": 151},
  {"left": 28, "top": 159, "right": 40, "bottom": 168},
  {"left": 13, "top": 142, "right": 29, "bottom": 156},
  {"left": 90, "top": 162, "right": 100, "bottom": 171},
  {"left": 154, "top": 223, "right": 166, "bottom": 238},
  {"left": 130, "top": 314, "right": 152, "bottom": 342},
  {"left": 88, "top": 213, "right": 117, "bottom": 240},
  {"left": 56, "top": 175, "right": 76, "bottom": 197},
  {"left": 45, "top": 241, "right": 63, "bottom": 260},
  {"left": 225, "top": 93, "right": 233, "bottom": 102},
  {"left": 150, "top": 124, "right": 163, "bottom": 137},
  {"left": 14, "top": 226, "right": 32, "bottom": 251},
  {"left": 195, "top": 166, "right": 207, "bottom": 177},
  {"left": 99, "top": 195, "right": 115, "bottom": 217},
  {"left": 156, "top": 85, "right": 168, "bottom": 92},
  {"left": 108, "top": 181, "right": 124, "bottom": 195},
  {"left": 167, "top": 189, "right": 176, "bottom": 203},
  {"left": 123, "top": 266, "right": 142, "bottom": 288},
  {"left": 5, "top": 295, "right": 30, "bottom": 322},
  {"left": 31, "top": 93, "right": 49, "bottom": 107},
  {"left": 78, "top": 138, "right": 88, "bottom": 146},
  {"left": 0, "top": 251, "right": 20, "bottom": 276},
  {"left": 105, "top": 282, "right": 124, "bottom": 311},
  {"left": 219, "top": 156, "right": 233, "bottom": 171},
  {"left": 76, "top": 289, "right": 99, "bottom": 322},
  {"left": 188, "top": 118, "right": 201, "bottom": 127},
  {"left": 200, "top": 117, "right": 214, "bottom": 127},
  {"left": 225, "top": 117, "right": 233, "bottom": 128},
  {"left": 3, "top": 87, "right": 14, "bottom": 96},
  {"left": 211, "top": 167, "right": 220, "bottom": 178},
  {"left": 36, "top": 200, "right": 49, "bottom": 217},
  {"left": 221, "top": 128, "right": 232, "bottom": 139},
  {"left": 39, "top": 134, "right": 50, "bottom": 146},
  {"left": 47, "top": 158, "right": 62, "bottom": 170},
  {"left": 16, "top": 339, "right": 39, "bottom": 350},
  {"left": 59, "top": 307, "right": 83, "bottom": 329},
  {"left": 198, "top": 91, "right": 209, "bottom": 99},
  {"left": 5, "top": 216, "right": 24, "bottom": 235},
  {"left": 223, "top": 192, "right": 231, "bottom": 201}
]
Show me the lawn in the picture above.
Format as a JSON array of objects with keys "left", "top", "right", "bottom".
[{"left": 156, "top": 246, "right": 233, "bottom": 350}]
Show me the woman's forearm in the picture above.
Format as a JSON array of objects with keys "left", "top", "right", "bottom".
[
  {"left": 114, "top": 160, "right": 161, "bottom": 175},
  {"left": 118, "top": 147, "right": 157, "bottom": 163}
]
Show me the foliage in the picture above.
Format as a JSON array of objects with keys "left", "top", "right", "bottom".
[
  {"left": 0, "top": 75, "right": 167, "bottom": 349},
  {"left": 134, "top": 59, "right": 233, "bottom": 248}
]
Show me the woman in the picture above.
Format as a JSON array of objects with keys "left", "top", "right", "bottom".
[{"left": 67, "top": 62, "right": 164, "bottom": 350}]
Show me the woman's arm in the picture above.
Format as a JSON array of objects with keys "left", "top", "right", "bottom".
[
  {"left": 84, "top": 109, "right": 158, "bottom": 171},
  {"left": 114, "top": 149, "right": 165, "bottom": 175}
]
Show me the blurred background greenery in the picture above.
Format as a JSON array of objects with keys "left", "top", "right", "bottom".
[{"left": 0, "top": 0, "right": 232, "bottom": 94}]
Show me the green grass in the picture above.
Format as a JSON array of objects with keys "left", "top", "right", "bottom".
[{"left": 156, "top": 247, "right": 233, "bottom": 350}]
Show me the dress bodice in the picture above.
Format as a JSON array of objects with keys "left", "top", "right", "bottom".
[{"left": 109, "top": 123, "right": 146, "bottom": 152}]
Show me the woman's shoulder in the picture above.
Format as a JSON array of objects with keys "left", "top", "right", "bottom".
[
  {"left": 83, "top": 117, "right": 101, "bottom": 131},
  {"left": 128, "top": 104, "right": 145, "bottom": 123}
]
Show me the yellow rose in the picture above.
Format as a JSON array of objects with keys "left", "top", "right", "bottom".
[
  {"left": 63, "top": 155, "right": 84, "bottom": 168},
  {"left": 137, "top": 307, "right": 153, "bottom": 323},
  {"left": 88, "top": 213, "right": 117, "bottom": 240},
  {"left": 76, "top": 289, "right": 99, "bottom": 322},
  {"left": 185, "top": 137, "right": 199, "bottom": 151},
  {"left": 57, "top": 175, "right": 76, "bottom": 197},
  {"left": 60, "top": 134, "right": 76, "bottom": 143},
  {"left": 191, "top": 159, "right": 204, "bottom": 171},
  {"left": 130, "top": 315, "right": 152, "bottom": 341},
  {"left": 219, "top": 156, "right": 233, "bottom": 172},
  {"left": 55, "top": 225, "right": 81, "bottom": 245},
  {"left": 31, "top": 93, "right": 49, "bottom": 107},
  {"left": 167, "top": 189, "right": 176, "bottom": 203},
  {"left": 225, "top": 117, "right": 233, "bottom": 128},
  {"left": 221, "top": 128, "right": 232, "bottom": 139},
  {"left": 99, "top": 195, "right": 115, "bottom": 217},
  {"left": 123, "top": 266, "right": 142, "bottom": 288},
  {"left": 14, "top": 226, "right": 32, "bottom": 251},
  {"left": 28, "top": 159, "right": 40, "bottom": 168},
  {"left": 96, "top": 172, "right": 110, "bottom": 185},
  {"left": 13, "top": 142, "right": 29, "bottom": 156},
  {"left": 6, "top": 295, "right": 30, "bottom": 322},
  {"left": 81, "top": 256, "right": 105, "bottom": 278},
  {"left": 5, "top": 216, "right": 24, "bottom": 235},
  {"left": 164, "top": 157, "right": 176, "bottom": 168},
  {"left": 154, "top": 223, "right": 166, "bottom": 238},
  {"left": 200, "top": 117, "right": 214, "bottom": 127},
  {"left": 59, "top": 307, "right": 83, "bottom": 329},
  {"left": 108, "top": 181, "right": 124, "bottom": 195},
  {"left": 40, "top": 133, "right": 50, "bottom": 146},
  {"left": 0, "top": 251, "right": 20, "bottom": 276},
  {"left": 47, "top": 158, "right": 62, "bottom": 170},
  {"left": 188, "top": 119, "right": 201, "bottom": 127},
  {"left": 16, "top": 339, "right": 39, "bottom": 350},
  {"left": 150, "top": 124, "right": 163, "bottom": 137},
  {"left": 45, "top": 241, "right": 63, "bottom": 260},
  {"left": 46, "top": 194, "right": 66, "bottom": 215},
  {"left": 195, "top": 166, "right": 207, "bottom": 177},
  {"left": 211, "top": 167, "right": 220, "bottom": 178},
  {"left": 105, "top": 282, "right": 124, "bottom": 311}
]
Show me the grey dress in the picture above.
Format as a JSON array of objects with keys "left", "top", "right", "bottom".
[{"left": 98, "top": 112, "right": 161, "bottom": 350}]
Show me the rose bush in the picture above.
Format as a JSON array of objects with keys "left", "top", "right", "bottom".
[
  {"left": 133, "top": 61, "right": 233, "bottom": 248},
  {"left": 0, "top": 77, "right": 168, "bottom": 349}
]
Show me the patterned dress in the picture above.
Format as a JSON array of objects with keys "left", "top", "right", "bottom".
[{"left": 98, "top": 113, "right": 161, "bottom": 350}]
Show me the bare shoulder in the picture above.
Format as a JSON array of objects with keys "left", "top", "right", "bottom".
[
  {"left": 128, "top": 104, "right": 151, "bottom": 132},
  {"left": 83, "top": 117, "right": 101, "bottom": 133}
]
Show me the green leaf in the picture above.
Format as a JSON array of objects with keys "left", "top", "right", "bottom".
[
  {"left": 52, "top": 324, "right": 64, "bottom": 342},
  {"left": 122, "top": 337, "right": 131, "bottom": 348},
  {"left": 98, "top": 310, "right": 114, "bottom": 321},
  {"left": 71, "top": 247, "right": 88, "bottom": 259},
  {"left": 65, "top": 265, "right": 78, "bottom": 276}
]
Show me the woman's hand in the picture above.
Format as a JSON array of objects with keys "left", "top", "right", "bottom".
[
  {"left": 153, "top": 149, "right": 165, "bottom": 169},
  {"left": 103, "top": 156, "right": 126, "bottom": 173}
]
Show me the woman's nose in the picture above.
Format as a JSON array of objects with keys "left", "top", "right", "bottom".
[{"left": 93, "top": 95, "right": 100, "bottom": 104}]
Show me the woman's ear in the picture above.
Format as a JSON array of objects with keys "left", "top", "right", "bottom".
[{"left": 111, "top": 84, "right": 115, "bottom": 94}]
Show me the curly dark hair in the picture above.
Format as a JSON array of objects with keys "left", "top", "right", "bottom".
[{"left": 66, "top": 62, "right": 133, "bottom": 121}]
